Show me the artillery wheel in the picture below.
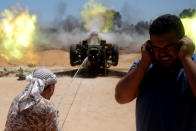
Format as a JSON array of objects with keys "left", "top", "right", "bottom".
[
  {"left": 112, "top": 44, "right": 119, "bottom": 66},
  {"left": 70, "top": 44, "right": 77, "bottom": 66}
]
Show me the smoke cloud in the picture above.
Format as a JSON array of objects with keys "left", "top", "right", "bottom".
[
  {"left": 35, "top": 0, "right": 150, "bottom": 53},
  {"left": 100, "top": 31, "right": 149, "bottom": 53},
  {"left": 35, "top": 27, "right": 88, "bottom": 51},
  {"left": 87, "top": 14, "right": 106, "bottom": 32}
]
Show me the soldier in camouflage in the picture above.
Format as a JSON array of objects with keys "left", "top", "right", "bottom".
[{"left": 5, "top": 68, "right": 61, "bottom": 131}]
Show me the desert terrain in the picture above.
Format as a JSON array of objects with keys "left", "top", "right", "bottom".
[{"left": 0, "top": 50, "right": 141, "bottom": 131}]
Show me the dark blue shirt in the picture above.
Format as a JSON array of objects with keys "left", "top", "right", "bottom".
[{"left": 130, "top": 54, "right": 196, "bottom": 131}]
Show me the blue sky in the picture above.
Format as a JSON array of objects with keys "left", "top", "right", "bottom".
[{"left": 0, "top": 0, "right": 196, "bottom": 26}]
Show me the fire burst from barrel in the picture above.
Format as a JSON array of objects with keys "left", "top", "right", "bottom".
[
  {"left": 80, "top": 0, "right": 115, "bottom": 33},
  {"left": 0, "top": 5, "right": 38, "bottom": 64}
]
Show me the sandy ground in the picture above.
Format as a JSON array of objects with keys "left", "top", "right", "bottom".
[{"left": 0, "top": 50, "right": 141, "bottom": 131}]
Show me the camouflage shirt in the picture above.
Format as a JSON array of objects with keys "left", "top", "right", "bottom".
[{"left": 5, "top": 92, "right": 61, "bottom": 131}]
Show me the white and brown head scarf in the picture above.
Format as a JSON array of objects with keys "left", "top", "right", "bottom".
[{"left": 18, "top": 68, "right": 57, "bottom": 112}]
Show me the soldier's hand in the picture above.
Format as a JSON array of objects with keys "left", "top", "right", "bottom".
[
  {"left": 141, "top": 40, "right": 154, "bottom": 65},
  {"left": 178, "top": 36, "right": 195, "bottom": 61}
]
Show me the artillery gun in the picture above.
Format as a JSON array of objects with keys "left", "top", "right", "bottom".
[{"left": 70, "top": 32, "right": 119, "bottom": 69}]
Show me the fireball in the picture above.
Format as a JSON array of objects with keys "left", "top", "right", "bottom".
[
  {"left": 0, "top": 5, "right": 38, "bottom": 64},
  {"left": 181, "top": 14, "right": 196, "bottom": 52},
  {"left": 80, "top": 0, "right": 115, "bottom": 33}
]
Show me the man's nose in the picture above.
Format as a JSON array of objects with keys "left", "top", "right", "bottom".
[{"left": 159, "top": 48, "right": 168, "bottom": 56}]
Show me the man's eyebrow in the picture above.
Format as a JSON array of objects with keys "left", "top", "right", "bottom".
[
  {"left": 165, "top": 42, "right": 178, "bottom": 47},
  {"left": 165, "top": 44, "right": 174, "bottom": 47},
  {"left": 151, "top": 44, "right": 160, "bottom": 48}
]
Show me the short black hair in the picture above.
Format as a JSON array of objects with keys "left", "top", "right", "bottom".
[{"left": 149, "top": 14, "right": 185, "bottom": 39}]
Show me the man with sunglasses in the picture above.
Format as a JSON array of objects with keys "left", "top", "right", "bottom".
[{"left": 115, "top": 14, "right": 196, "bottom": 131}]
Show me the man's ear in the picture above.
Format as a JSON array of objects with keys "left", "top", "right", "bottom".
[
  {"left": 48, "top": 86, "right": 52, "bottom": 93},
  {"left": 44, "top": 85, "right": 51, "bottom": 91}
]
